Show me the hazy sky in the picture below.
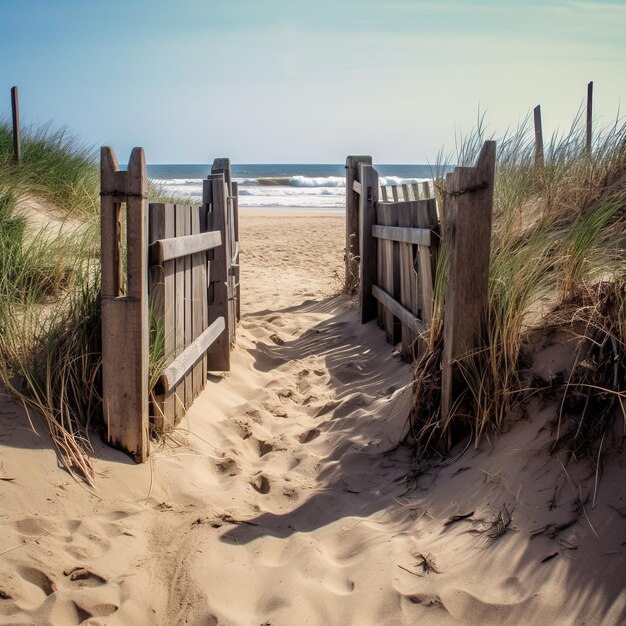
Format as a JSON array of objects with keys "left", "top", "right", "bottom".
[{"left": 1, "top": 0, "right": 625, "bottom": 163}]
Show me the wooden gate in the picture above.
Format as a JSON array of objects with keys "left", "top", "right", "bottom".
[
  {"left": 101, "top": 148, "right": 239, "bottom": 462},
  {"left": 347, "top": 159, "right": 439, "bottom": 360}
]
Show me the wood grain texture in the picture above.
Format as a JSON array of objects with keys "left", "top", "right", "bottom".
[
  {"left": 358, "top": 164, "right": 379, "bottom": 323},
  {"left": 376, "top": 202, "right": 400, "bottom": 344},
  {"left": 11, "top": 86, "right": 20, "bottom": 163},
  {"left": 151, "top": 230, "right": 221, "bottom": 263},
  {"left": 372, "top": 225, "right": 431, "bottom": 246},
  {"left": 372, "top": 285, "right": 427, "bottom": 335},
  {"left": 159, "top": 317, "right": 225, "bottom": 393},
  {"left": 345, "top": 156, "right": 371, "bottom": 291},
  {"left": 100, "top": 147, "right": 149, "bottom": 462},
  {"left": 441, "top": 141, "right": 496, "bottom": 424},
  {"left": 205, "top": 174, "right": 231, "bottom": 372}
]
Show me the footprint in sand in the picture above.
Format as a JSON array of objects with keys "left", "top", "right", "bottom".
[
  {"left": 63, "top": 566, "right": 107, "bottom": 587},
  {"left": 18, "top": 566, "right": 56, "bottom": 596},
  {"left": 250, "top": 474, "right": 271, "bottom": 494}
]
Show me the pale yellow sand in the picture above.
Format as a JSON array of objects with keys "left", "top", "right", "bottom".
[{"left": 0, "top": 210, "right": 624, "bottom": 625}]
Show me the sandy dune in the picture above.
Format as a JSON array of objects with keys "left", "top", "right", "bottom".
[{"left": 0, "top": 210, "right": 624, "bottom": 625}]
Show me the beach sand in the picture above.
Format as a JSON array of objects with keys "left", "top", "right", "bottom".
[{"left": 0, "top": 210, "right": 624, "bottom": 625}]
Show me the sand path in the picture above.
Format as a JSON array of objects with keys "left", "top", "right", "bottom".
[{"left": 0, "top": 211, "right": 624, "bottom": 625}]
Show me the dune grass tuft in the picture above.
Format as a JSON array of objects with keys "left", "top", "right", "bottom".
[{"left": 409, "top": 111, "right": 626, "bottom": 460}]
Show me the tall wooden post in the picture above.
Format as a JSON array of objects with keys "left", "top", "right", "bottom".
[
  {"left": 204, "top": 173, "right": 231, "bottom": 372},
  {"left": 101, "top": 147, "right": 149, "bottom": 462},
  {"left": 211, "top": 158, "right": 237, "bottom": 345},
  {"left": 11, "top": 86, "right": 21, "bottom": 163},
  {"left": 231, "top": 180, "right": 241, "bottom": 322},
  {"left": 345, "top": 156, "right": 372, "bottom": 293},
  {"left": 359, "top": 163, "right": 379, "bottom": 323},
  {"left": 441, "top": 141, "right": 496, "bottom": 435},
  {"left": 533, "top": 105, "right": 544, "bottom": 175},
  {"left": 586, "top": 81, "right": 593, "bottom": 156}
]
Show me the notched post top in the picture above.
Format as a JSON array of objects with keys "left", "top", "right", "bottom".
[{"left": 101, "top": 146, "right": 147, "bottom": 198}]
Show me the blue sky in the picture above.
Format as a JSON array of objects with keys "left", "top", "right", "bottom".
[{"left": 1, "top": 0, "right": 625, "bottom": 163}]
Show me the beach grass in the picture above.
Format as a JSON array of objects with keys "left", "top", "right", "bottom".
[
  {"left": 409, "top": 111, "right": 626, "bottom": 459},
  {"left": 0, "top": 120, "right": 185, "bottom": 481}
]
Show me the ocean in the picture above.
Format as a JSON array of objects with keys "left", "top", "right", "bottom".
[{"left": 147, "top": 164, "right": 438, "bottom": 210}]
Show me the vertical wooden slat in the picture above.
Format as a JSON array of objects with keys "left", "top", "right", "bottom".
[
  {"left": 101, "top": 147, "right": 148, "bottom": 462},
  {"left": 534, "top": 105, "right": 544, "bottom": 175},
  {"left": 376, "top": 203, "right": 400, "bottom": 344},
  {"left": 199, "top": 204, "right": 209, "bottom": 381},
  {"left": 380, "top": 186, "right": 389, "bottom": 202},
  {"left": 174, "top": 205, "right": 186, "bottom": 419},
  {"left": 391, "top": 185, "right": 399, "bottom": 202},
  {"left": 416, "top": 200, "right": 434, "bottom": 324},
  {"left": 231, "top": 181, "right": 241, "bottom": 322},
  {"left": 422, "top": 181, "right": 431, "bottom": 199},
  {"left": 205, "top": 174, "right": 231, "bottom": 371},
  {"left": 401, "top": 183, "right": 410, "bottom": 201},
  {"left": 191, "top": 205, "right": 205, "bottom": 400},
  {"left": 359, "top": 164, "right": 379, "bottom": 323},
  {"left": 441, "top": 141, "right": 496, "bottom": 429},
  {"left": 398, "top": 203, "right": 416, "bottom": 359},
  {"left": 345, "top": 156, "right": 372, "bottom": 292},
  {"left": 183, "top": 206, "right": 192, "bottom": 409},
  {"left": 11, "top": 86, "right": 21, "bottom": 163},
  {"left": 412, "top": 183, "right": 420, "bottom": 200},
  {"left": 586, "top": 81, "right": 593, "bottom": 156},
  {"left": 149, "top": 203, "right": 165, "bottom": 430}
]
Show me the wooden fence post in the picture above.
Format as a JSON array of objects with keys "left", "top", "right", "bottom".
[
  {"left": 211, "top": 158, "right": 237, "bottom": 345},
  {"left": 345, "top": 156, "right": 372, "bottom": 292},
  {"left": 441, "top": 141, "right": 496, "bottom": 429},
  {"left": 359, "top": 163, "right": 379, "bottom": 323},
  {"left": 586, "top": 81, "right": 593, "bottom": 156},
  {"left": 533, "top": 105, "right": 544, "bottom": 176},
  {"left": 204, "top": 173, "right": 231, "bottom": 372},
  {"left": 231, "top": 180, "right": 241, "bottom": 322},
  {"left": 11, "top": 86, "right": 21, "bottom": 163},
  {"left": 101, "top": 147, "right": 149, "bottom": 462}
]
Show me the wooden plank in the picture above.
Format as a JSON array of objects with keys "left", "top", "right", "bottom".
[
  {"left": 376, "top": 202, "right": 401, "bottom": 344},
  {"left": 159, "top": 318, "right": 226, "bottom": 393},
  {"left": 151, "top": 230, "right": 221, "bottom": 264},
  {"left": 398, "top": 203, "right": 416, "bottom": 360},
  {"left": 11, "top": 86, "right": 21, "bottom": 163},
  {"left": 174, "top": 205, "right": 186, "bottom": 420},
  {"left": 416, "top": 201, "right": 434, "bottom": 324},
  {"left": 372, "top": 225, "right": 431, "bottom": 246},
  {"left": 227, "top": 194, "right": 236, "bottom": 345},
  {"left": 191, "top": 205, "right": 206, "bottom": 401},
  {"left": 412, "top": 183, "right": 420, "bottom": 200},
  {"left": 183, "top": 206, "right": 192, "bottom": 409},
  {"left": 441, "top": 141, "right": 496, "bottom": 428},
  {"left": 352, "top": 180, "right": 362, "bottom": 195},
  {"left": 199, "top": 203, "right": 209, "bottom": 387},
  {"left": 359, "top": 164, "right": 379, "bottom": 323},
  {"left": 204, "top": 174, "right": 231, "bottom": 371},
  {"left": 231, "top": 181, "right": 241, "bottom": 322},
  {"left": 345, "top": 156, "right": 372, "bottom": 292},
  {"left": 148, "top": 203, "right": 165, "bottom": 431},
  {"left": 162, "top": 206, "right": 176, "bottom": 427},
  {"left": 100, "top": 147, "right": 149, "bottom": 462},
  {"left": 372, "top": 285, "right": 427, "bottom": 335},
  {"left": 422, "top": 181, "right": 431, "bottom": 199},
  {"left": 534, "top": 105, "right": 544, "bottom": 175},
  {"left": 380, "top": 186, "right": 388, "bottom": 202},
  {"left": 391, "top": 185, "right": 399, "bottom": 202},
  {"left": 586, "top": 81, "right": 593, "bottom": 155},
  {"left": 401, "top": 183, "right": 410, "bottom": 201}
]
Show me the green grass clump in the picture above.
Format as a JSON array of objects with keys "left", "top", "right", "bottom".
[{"left": 409, "top": 110, "right": 626, "bottom": 459}]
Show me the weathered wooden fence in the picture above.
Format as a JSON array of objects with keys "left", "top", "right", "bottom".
[
  {"left": 347, "top": 160, "right": 439, "bottom": 360},
  {"left": 101, "top": 148, "right": 239, "bottom": 462},
  {"left": 346, "top": 141, "right": 496, "bottom": 417}
]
